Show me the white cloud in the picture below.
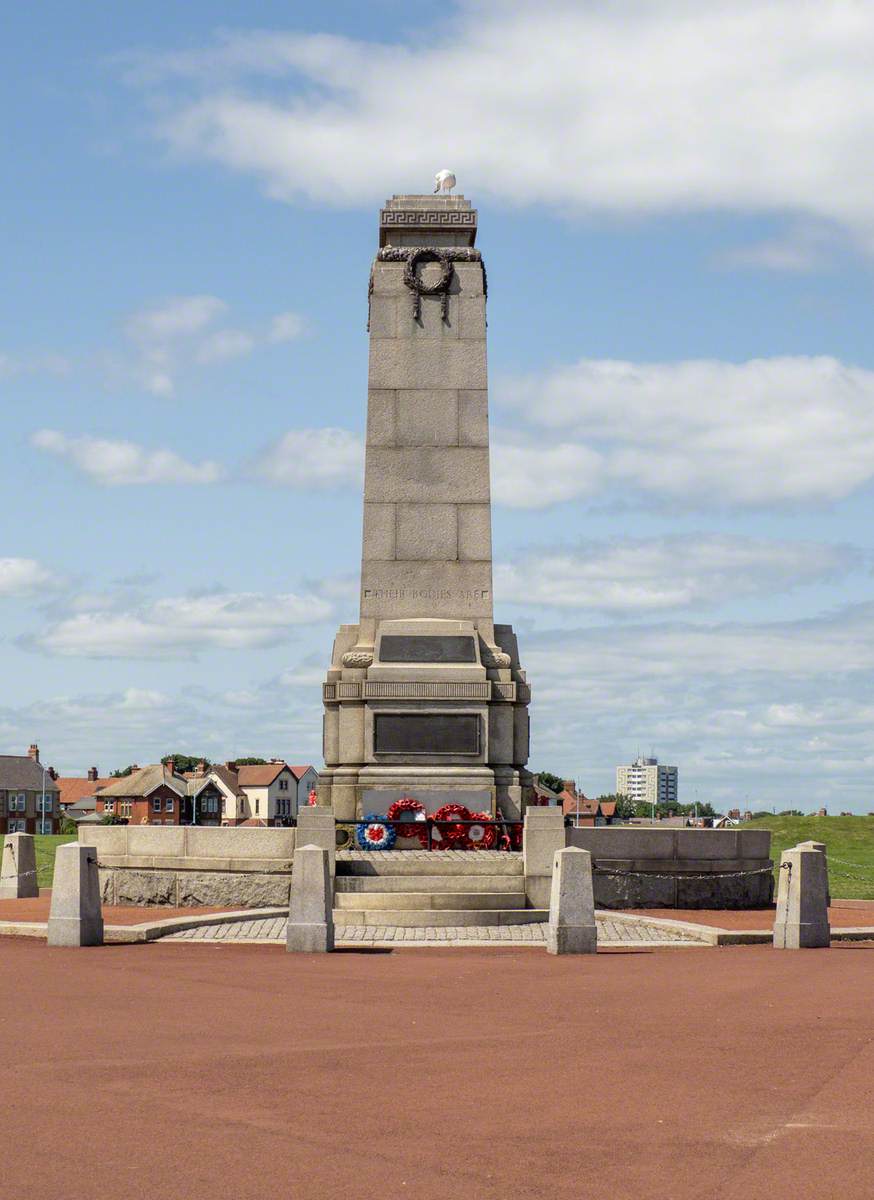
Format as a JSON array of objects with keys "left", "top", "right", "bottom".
[
  {"left": 129, "top": 4, "right": 874, "bottom": 251},
  {"left": 491, "top": 441, "right": 602, "bottom": 509},
  {"left": 0, "top": 558, "right": 57, "bottom": 598},
  {"left": 194, "top": 328, "right": 256, "bottom": 363},
  {"left": 268, "top": 311, "right": 307, "bottom": 343},
  {"left": 495, "top": 535, "right": 861, "bottom": 614},
  {"left": 496, "top": 355, "right": 874, "bottom": 507},
  {"left": 121, "top": 296, "right": 307, "bottom": 394},
  {"left": 32, "top": 429, "right": 224, "bottom": 486},
  {"left": 33, "top": 590, "right": 333, "bottom": 659},
  {"left": 256, "top": 428, "right": 364, "bottom": 488},
  {"left": 125, "top": 295, "right": 227, "bottom": 342}
]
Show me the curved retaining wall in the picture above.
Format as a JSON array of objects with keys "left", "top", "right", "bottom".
[
  {"left": 80, "top": 826, "right": 297, "bottom": 908},
  {"left": 567, "top": 826, "right": 773, "bottom": 909}
]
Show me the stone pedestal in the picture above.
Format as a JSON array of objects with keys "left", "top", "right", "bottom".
[
  {"left": 47, "top": 843, "right": 104, "bottom": 947},
  {"left": 523, "top": 807, "right": 567, "bottom": 909},
  {"left": 773, "top": 845, "right": 830, "bottom": 949},
  {"left": 547, "top": 847, "right": 597, "bottom": 955},
  {"left": 319, "top": 194, "right": 532, "bottom": 823},
  {"left": 0, "top": 832, "right": 39, "bottom": 900},
  {"left": 287, "top": 844, "right": 334, "bottom": 953},
  {"left": 296, "top": 806, "right": 336, "bottom": 877}
]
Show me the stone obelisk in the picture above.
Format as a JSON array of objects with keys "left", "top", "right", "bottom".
[{"left": 319, "top": 192, "right": 532, "bottom": 823}]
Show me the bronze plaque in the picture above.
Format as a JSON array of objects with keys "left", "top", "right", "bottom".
[
  {"left": 379, "top": 635, "right": 477, "bottom": 664},
  {"left": 373, "top": 713, "right": 480, "bottom": 755}
]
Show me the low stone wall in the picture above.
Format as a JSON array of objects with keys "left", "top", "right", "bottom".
[
  {"left": 567, "top": 827, "right": 773, "bottom": 909},
  {"left": 79, "top": 826, "right": 297, "bottom": 908}
]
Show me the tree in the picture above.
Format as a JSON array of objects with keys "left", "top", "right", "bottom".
[
  {"left": 233, "top": 757, "right": 268, "bottom": 766},
  {"left": 161, "top": 754, "right": 209, "bottom": 774},
  {"left": 110, "top": 765, "right": 137, "bottom": 778},
  {"left": 598, "top": 793, "right": 636, "bottom": 820},
  {"left": 536, "top": 771, "right": 566, "bottom": 795},
  {"left": 100, "top": 813, "right": 128, "bottom": 825}
]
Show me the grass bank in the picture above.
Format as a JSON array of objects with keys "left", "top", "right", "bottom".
[
  {"left": 33, "top": 834, "right": 77, "bottom": 888},
  {"left": 748, "top": 815, "right": 874, "bottom": 900}
]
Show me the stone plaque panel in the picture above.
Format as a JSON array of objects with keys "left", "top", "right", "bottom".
[
  {"left": 379, "top": 635, "right": 477, "bottom": 664},
  {"left": 373, "top": 713, "right": 481, "bottom": 755}
]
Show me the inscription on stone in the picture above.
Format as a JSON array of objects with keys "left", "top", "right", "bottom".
[
  {"left": 379, "top": 635, "right": 477, "bottom": 664},
  {"left": 363, "top": 588, "right": 490, "bottom": 604},
  {"left": 373, "top": 713, "right": 481, "bottom": 756}
]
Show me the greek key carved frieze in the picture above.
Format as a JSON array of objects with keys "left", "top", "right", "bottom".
[{"left": 380, "top": 210, "right": 477, "bottom": 227}]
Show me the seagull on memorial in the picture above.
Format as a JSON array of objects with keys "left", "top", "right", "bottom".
[{"left": 434, "top": 169, "right": 456, "bottom": 194}]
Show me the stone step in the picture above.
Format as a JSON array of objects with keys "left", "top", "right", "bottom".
[
  {"left": 333, "top": 908, "right": 547, "bottom": 928},
  {"left": 334, "top": 890, "right": 525, "bottom": 911},
  {"left": 336, "top": 851, "right": 522, "bottom": 877},
  {"left": 335, "top": 874, "right": 524, "bottom": 894}
]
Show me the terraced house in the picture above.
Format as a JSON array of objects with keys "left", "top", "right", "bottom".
[
  {"left": 94, "top": 759, "right": 317, "bottom": 827},
  {"left": 0, "top": 744, "right": 60, "bottom": 835}
]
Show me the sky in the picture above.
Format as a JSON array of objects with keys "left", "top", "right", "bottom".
[{"left": 1, "top": 0, "right": 873, "bottom": 812}]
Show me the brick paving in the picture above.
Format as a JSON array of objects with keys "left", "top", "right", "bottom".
[{"left": 164, "top": 912, "right": 708, "bottom": 946}]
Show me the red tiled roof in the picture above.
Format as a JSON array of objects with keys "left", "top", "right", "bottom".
[
  {"left": 56, "top": 777, "right": 112, "bottom": 807},
  {"left": 289, "top": 765, "right": 315, "bottom": 781},
  {"left": 237, "top": 764, "right": 287, "bottom": 786},
  {"left": 599, "top": 801, "right": 617, "bottom": 817}
]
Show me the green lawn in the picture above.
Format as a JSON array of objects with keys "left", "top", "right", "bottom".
[
  {"left": 748, "top": 815, "right": 874, "bottom": 899},
  {"left": 33, "top": 834, "right": 77, "bottom": 888}
]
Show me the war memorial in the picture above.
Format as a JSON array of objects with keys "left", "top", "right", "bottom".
[{"left": 40, "top": 184, "right": 799, "bottom": 937}]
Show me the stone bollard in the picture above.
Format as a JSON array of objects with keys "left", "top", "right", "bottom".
[
  {"left": 296, "top": 806, "right": 336, "bottom": 877},
  {"left": 47, "top": 843, "right": 104, "bottom": 947},
  {"left": 547, "top": 847, "right": 597, "bottom": 955},
  {"left": 797, "top": 840, "right": 830, "bottom": 906},
  {"left": 773, "top": 844, "right": 830, "bottom": 950},
  {"left": 0, "top": 832, "right": 39, "bottom": 900},
  {"left": 523, "top": 807, "right": 566, "bottom": 909},
  {"left": 287, "top": 844, "right": 334, "bottom": 953}
]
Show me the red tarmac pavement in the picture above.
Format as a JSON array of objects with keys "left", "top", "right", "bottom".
[
  {"left": 0, "top": 892, "right": 233, "bottom": 925},
  {"left": 1, "top": 937, "right": 874, "bottom": 1199},
  {"left": 625, "top": 900, "right": 874, "bottom": 929}
]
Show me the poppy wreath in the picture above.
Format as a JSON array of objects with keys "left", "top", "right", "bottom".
[
  {"left": 387, "top": 797, "right": 428, "bottom": 845},
  {"left": 466, "top": 812, "right": 498, "bottom": 850},
  {"left": 356, "top": 813, "right": 397, "bottom": 851},
  {"left": 403, "top": 247, "right": 454, "bottom": 322},
  {"left": 431, "top": 803, "right": 472, "bottom": 849}
]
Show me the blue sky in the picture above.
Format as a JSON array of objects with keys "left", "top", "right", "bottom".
[{"left": 2, "top": 1, "right": 873, "bottom": 812}]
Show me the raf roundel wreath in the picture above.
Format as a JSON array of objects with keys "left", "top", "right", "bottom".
[
  {"left": 467, "top": 812, "right": 498, "bottom": 850},
  {"left": 356, "top": 813, "right": 397, "bottom": 851}
]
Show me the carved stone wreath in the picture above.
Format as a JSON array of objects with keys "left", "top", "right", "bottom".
[
  {"left": 342, "top": 648, "right": 374, "bottom": 668},
  {"left": 403, "top": 247, "right": 453, "bottom": 322},
  {"left": 367, "top": 246, "right": 487, "bottom": 331}
]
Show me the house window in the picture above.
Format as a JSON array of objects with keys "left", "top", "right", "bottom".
[
  {"left": 255, "top": 798, "right": 259, "bottom": 815},
  {"left": 104, "top": 800, "right": 115, "bottom": 814},
  {"left": 152, "top": 797, "right": 161, "bottom": 813},
  {"left": 8, "top": 819, "right": 26, "bottom": 833},
  {"left": 279, "top": 778, "right": 288, "bottom": 791},
  {"left": 220, "top": 797, "right": 225, "bottom": 814},
  {"left": 166, "top": 797, "right": 174, "bottom": 812}
]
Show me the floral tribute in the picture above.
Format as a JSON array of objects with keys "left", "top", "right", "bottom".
[
  {"left": 307, "top": 789, "right": 318, "bottom": 806},
  {"left": 356, "top": 813, "right": 397, "bottom": 851},
  {"left": 386, "top": 797, "right": 428, "bottom": 846}
]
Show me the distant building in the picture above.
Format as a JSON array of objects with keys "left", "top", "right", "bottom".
[
  {"left": 616, "top": 756, "right": 678, "bottom": 810},
  {"left": 0, "top": 744, "right": 60, "bottom": 834},
  {"left": 56, "top": 767, "right": 112, "bottom": 822},
  {"left": 94, "top": 759, "right": 319, "bottom": 827}
]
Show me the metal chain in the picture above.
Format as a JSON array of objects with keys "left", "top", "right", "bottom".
[{"left": 594, "top": 864, "right": 781, "bottom": 882}]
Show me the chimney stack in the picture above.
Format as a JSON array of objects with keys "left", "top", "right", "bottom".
[
  {"left": 195, "top": 760, "right": 207, "bottom": 776},
  {"left": 87, "top": 767, "right": 99, "bottom": 782},
  {"left": 165, "top": 757, "right": 175, "bottom": 776},
  {"left": 27, "top": 743, "right": 39, "bottom": 762}
]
